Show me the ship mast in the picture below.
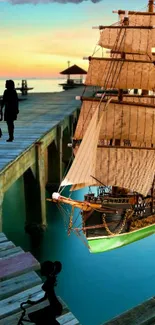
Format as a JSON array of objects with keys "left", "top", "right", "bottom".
[
  {"left": 118, "top": 13, "right": 129, "bottom": 101},
  {"left": 148, "top": 0, "right": 154, "bottom": 12}
]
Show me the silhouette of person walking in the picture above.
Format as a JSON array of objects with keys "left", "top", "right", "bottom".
[
  {"left": 0, "top": 80, "right": 19, "bottom": 142},
  {"left": 28, "top": 261, "right": 63, "bottom": 325}
]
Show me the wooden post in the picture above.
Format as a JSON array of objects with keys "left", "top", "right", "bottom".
[
  {"left": 44, "top": 148, "right": 48, "bottom": 186},
  {"left": 46, "top": 126, "right": 64, "bottom": 194},
  {"left": 0, "top": 190, "right": 4, "bottom": 231},
  {"left": 118, "top": 15, "right": 129, "bottom": 102},
  {"left": 36, "top": 142, "right": 47, "bottom": 228},
  {"left": 57, "top": 125, "right": 63, "bottom": 184},
  {"left": 69, "top": 114, "right": 74, "bottom": 138},
  {"left": 148, "top": 0, "right": 154, "bottom": 12}
]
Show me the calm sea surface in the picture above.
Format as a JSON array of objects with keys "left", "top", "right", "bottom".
[
  {"left": 0, "top": 78, "right": 64, "bottom": 96},
  {"left": 3, "top": 79, "right": 155, "bottom": 325}
]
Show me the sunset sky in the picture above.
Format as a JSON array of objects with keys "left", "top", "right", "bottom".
[{"left": 0, "top": 0, "right": 149, "bottom": 78}]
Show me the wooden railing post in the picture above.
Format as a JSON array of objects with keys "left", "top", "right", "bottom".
[
  {"left": 36, "top": 141, "right": 47, "bottom": 228},
  {"left": 57, "top": 125, "right": 63, "bottom": 183}
]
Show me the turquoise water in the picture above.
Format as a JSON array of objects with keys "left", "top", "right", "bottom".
[{"left": 3, "top": 177, "right": 155, "bottom": 325}]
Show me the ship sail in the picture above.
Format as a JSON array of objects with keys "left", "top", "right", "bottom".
[
  {"left": 62, "top": 99, "right": 155, "bottom": 195},
  {"left": 61, "top": 103, "right": 102, "bottom": 189},
  {"left": 74, "top": 99, "right": 155, "bottom": 143},
  {"left": 72, "top": 147, "right": 155, "bottom": 196},
  {"left": 98, "top": 11, "right": 155, "bottom": 56},
  {"left": 85, "top": 57, "right": 155, "bottom": 90},
  {"left": 99, "top": 26, "right": 155, "bottom": 56}
]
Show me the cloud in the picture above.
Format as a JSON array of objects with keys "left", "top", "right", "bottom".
[{"left": 8, "top": 0, "right": 101, "bottom": 4}]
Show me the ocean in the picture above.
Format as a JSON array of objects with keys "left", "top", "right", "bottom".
[
  {"left": 3, "top": 79, "right": 155, "bottom": 325},
  {"left": 0, "top": 78, "right": 65, "bottom": 96}
]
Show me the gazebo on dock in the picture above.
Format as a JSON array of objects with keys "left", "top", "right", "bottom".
[{"left": 59, "top": 64, "right": 87, "bottom": 90}]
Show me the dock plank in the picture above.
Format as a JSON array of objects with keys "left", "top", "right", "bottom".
[
  {"left": 0, "top": 284, "right": 43, "bottom": 319},
  {"left": 58, "top": 312, "right": 80, "bottom": 324},
  {"left": 0, "top": 233, "right": 7, "bottom": 243},
  {"left": 0, "top": 297, "right": 69, "bottom": 325},
  {"left": 0, "top": 271, "right": 42, "bottom": 300},
  {"left": 104, "top": 297, "right": 155, "bottom": 325},
  {"left": 0, "top": 252, "right": 40, "bottom": 281},
  {"left": 0, "top": 241, "right": 15, "bottom": 252},
  {"left": 0, "top": 246, "right": 23, "bottom": 259}
]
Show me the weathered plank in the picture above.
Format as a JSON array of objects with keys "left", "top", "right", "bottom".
[
  {"left": 58, "top": 312, "right": 80, "bottom": 325},
  {"left": 0, "top": 233, "right": 7, "bottom": 243},
  {"left": 0, "top": 271, "right": 42, "bottom": 300},
  {"left": 0, "top": 252, "right": 40, "bottom": 281},
  {"left": 0, "top": 284, "right": 43, "bottom": 319},
  {"left": 0, "top": 297, "right": 69, "bottom": 325},
  {"left": 104, "top": 297, "right": 155, "bottom": 325},
  {"left": 0, "top": 241, "right": 15, "bottom": 252},
  {"left": 63, "top": 320, "right": 80, "bottom": 325},
  {"left": 0, "top": 246, "right": 23, "bottom": 259},
  {"left": 141, "top": 316, "right": 155, "bottom": 325}
]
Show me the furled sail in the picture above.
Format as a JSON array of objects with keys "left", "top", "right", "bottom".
[
  {"left": 105, "top": 94, "right": 155, "bottom": 104},
  {"left": 123, "top": 95, "right": 155, "bottom": 104},
  {"left": 74, "top": 99, "right": 155, "bottom": 143},
  {"left": 85, "top": 57, "right": 155, "bottom": 90},
  {"left": 99, "top": 27, "right": 155, "bottom": 56},
  {"left": 113, "top": 53, "right": 152, "bottom": 61}
]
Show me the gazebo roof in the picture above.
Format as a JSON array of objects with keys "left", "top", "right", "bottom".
[{"left": 60, "top": 64, "right": 87, "bottom": 75}]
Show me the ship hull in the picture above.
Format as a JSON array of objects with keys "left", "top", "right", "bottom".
[{"left": 87, "top": 223, "right": 155, "bottom": 253}]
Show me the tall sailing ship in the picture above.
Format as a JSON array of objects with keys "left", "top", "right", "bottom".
[{"left": 48, "top": 0, "right": 155, "bottom": 253}]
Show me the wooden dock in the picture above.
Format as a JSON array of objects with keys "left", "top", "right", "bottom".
[
  {"left": 104, "top": 298, "right": 155, "bottom": 325},
  {"left": 0, "top": 87, "right": 93, "bottom": 231},
  {"left": 0, "top": 232, "right": 80, "bottom": 325}
]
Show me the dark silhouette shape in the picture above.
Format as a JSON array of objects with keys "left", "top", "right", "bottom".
[
  {"left": 0, "top": 79, "right": 19, "bottom": 142},
  {"left": 28, "top": 260, "right": 63, "bottom": 325}
]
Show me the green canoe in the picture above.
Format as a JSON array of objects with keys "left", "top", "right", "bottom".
[{"left": 87, "top": 223, "right": 155, "bottom": 253}]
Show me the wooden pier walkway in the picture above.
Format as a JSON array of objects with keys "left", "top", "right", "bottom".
[
  {"left": 0, "top": 232, "right": 80, "bottom": 325},
  {"left": 0, "top": 88, "right": 92, "bottom": 170},
  {"left": 0, "top": 86, "right": 93, "bottom": 231},
  {"left": 104, "top": 297, "right": 155, "bottom": 325}
]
